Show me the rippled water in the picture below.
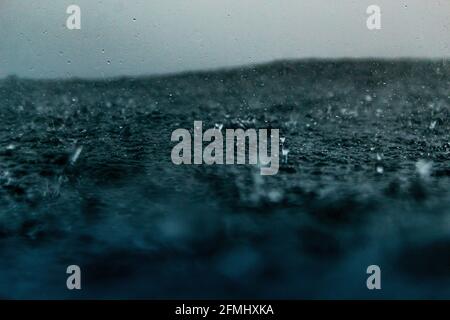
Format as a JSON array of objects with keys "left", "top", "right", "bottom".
[{"left": 0, "top": 60, "right": 449, "bottom": 298}]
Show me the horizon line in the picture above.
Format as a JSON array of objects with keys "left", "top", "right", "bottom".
[{"left": 2, "top": 56, "right": 450, "bottom": 82}]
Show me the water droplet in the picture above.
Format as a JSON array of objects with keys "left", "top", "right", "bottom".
[
  {"left": 70, "top": 146, "right": 83, "bottom": 165},
  {"left": 429, "top": 120, "right": 437, "bottom": 130},
  {"left": 415, "top": 160, "right": 432, "bottom": 179},
  {"left": 282, "top": 148, "right": 289, "bottom": 163},
  {"left": 267, "top": 190, "right": 283, "bottom": 203},
  {"left": 376, "top": 109, "right": 383, "bottom": 117},
  {"left": 365, "top": 94, "right": 373, "bottom": 102}
]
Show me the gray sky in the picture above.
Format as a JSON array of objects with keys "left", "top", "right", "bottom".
[{"left": 1, "top": 0, "right": 450, "bottom": 79}]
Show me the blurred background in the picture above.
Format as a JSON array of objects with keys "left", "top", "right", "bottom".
[{"left": 1, "top": 0, "right": 450, "bottom": 79}]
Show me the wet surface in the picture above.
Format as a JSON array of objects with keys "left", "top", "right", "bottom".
[{"left": 0, "top": 60, "right": 449, "bottom": 298}]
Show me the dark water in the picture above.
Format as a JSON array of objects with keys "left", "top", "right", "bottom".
[{"left": 0, "top": 60, "right": 449, "bottom": 299}]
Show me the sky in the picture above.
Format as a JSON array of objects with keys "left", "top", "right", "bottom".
[{"left": 1, "top": 0, "right": 450, "bottom": 79}]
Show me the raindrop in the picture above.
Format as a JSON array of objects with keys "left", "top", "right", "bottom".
[
  {"left": 268, "top": 190, "right": 283, "bottom": 203},
  {"left": 282, "top": 148, "right": 289, "bottom": 164},
  {"left": 429, "top": 120, "right": 437, "bottom": 130},
  {"left": 70, "top": 146, "right": 83, "bottom": 165},
  {"left": 415, "top": 160, "right": 432, "bottom": 179}
]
